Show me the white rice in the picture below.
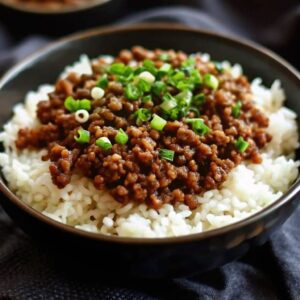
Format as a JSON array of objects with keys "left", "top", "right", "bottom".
[{"left": 0, "top": 55, "right": 299, "bottom": 238}]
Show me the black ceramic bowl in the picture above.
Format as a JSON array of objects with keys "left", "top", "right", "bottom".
[
  {"left": 0, "top": 24, "right": 300, "bottom": 278},
  {"left": 0, "top": 0, "right": 126, "bottom": 36}
]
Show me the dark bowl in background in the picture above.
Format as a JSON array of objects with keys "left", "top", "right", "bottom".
[
  {"left": 0, "top": 24, "right": 300, "bottom": 278},
  {"left": 0, "top": 0, "right": 126, "bottom": 36}
]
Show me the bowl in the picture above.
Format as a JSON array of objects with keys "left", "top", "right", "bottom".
[
  {"left": 0, "top": 24, "right": 299, "bottom": 278},
  {"left": 0, "top": 0, "right": 126, "bottom": 36}
]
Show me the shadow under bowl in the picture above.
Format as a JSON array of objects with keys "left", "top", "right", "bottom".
[{"left": 0, "top": 24, "right": 300, "bottom": 278}]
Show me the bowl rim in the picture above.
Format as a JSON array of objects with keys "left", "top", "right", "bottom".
[
  {"left": 0, "top": 23, "right": 300, "bottom": 245},
  {"left": 0, "top": 0, "right": 112, "bottom": 14}
]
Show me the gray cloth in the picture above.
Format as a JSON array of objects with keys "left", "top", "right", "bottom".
[{"left": 0, "top": 2, "right": 300, "bottom": 299}]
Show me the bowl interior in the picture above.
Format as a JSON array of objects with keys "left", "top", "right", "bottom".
[{"left": 0, "top": 24, "right": 300, "bottom": 243}]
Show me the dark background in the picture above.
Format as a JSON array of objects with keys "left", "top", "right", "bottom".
[
  {"left": 1, "top": 0, "right": 300, "bottom": 71},
  {"left": 0, "top": 0, "right": 300, "bottom": 299}
]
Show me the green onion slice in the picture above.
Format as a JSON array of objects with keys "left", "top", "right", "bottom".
[
  {"left": 189, "top": 107, "right": 200, "bottom": 117},
  {"left": 232, "top": 101, "right": 242, "bottom": 118},
  {"left": 214, "top": 61, "right": 224, "bottom": 73},
  {"left": 159, "top": 149, "right": 175, "bottom": 162},
  {"left": 96, "top": 137, "right": 112, "bottom": 150},
  {"left": 125, "top": 83, "right": 141, "bottom": 100},
  {"left": 142, "top": 95, "right": 152, "bottom": 103},
  {"left": 64, "top": 96, "right": 78, "bottom": 112},
  {"left": 109, "top": 63, "right": 126, "bottom": 75},
  {"left": 79, "top": 99, "right": 92, "bottom": 111},
  {"left": 235, "top": 136, "right": 249, "bottom": 153},
  {"left": 74, "top": 128, "right": 90, "bottom": 144},
  {"left": 175, "top": 90, "right": 193, "bottom": 107},
  {"left": 117, "top": 73, "right": 134, "bottom": 85},
  {"left": 182, "top": 57, "right": 196, "bottom": 68},
  {"left": 189, "top": 69, "right": 202, "bottom": 84},
  {"left": 193, "top": 93, "right": 205, "bottom": 106},
  {"left": 203, "top": 74, "right": 219, "bottom": 90},
  {"left": 115, "top": 129, "right": 128, "bottom": 145},
  {"left": 134, "top": 108, "right": 152, "bottom": 125},
  {"left": 64, "top": 97, "right": 91, "bottom": 112},
  {"left": 160, "top": 99, "right": 177, "bottom": 112},
  {"left": 159, "top": 63, "right": 172, "bottom": 75},
  {"left": 171, "top": 71, "right": 185, "bottom": 83},
  {"left": 176, "top": 80, "right": 194, "bottom": 91},
  {"left": 137, "top": 78, "right": 152, "bottom": 93},
  {"left": 169, "top": 108, "right": 180, "bottom": 120},
  {"left": 158, "top": 53, "right": 170, "bottom": 61},
  {"left": 143, "top": 59, "right": 158, "bottom": 75},
  {"left": 185, "top": 118, "right": 210, "bottom": 135},
  {"left": 151, "top": 114, "right": 167, "bottom": 131},
  {"left": 162, "top": 93, "right": 176, "bottom": 102},
  {"left": 152, "top": 81, "right": 167, "bottom": 96},
  {"left": 96, "top": 74, "right": 109, "bottom": 89}
]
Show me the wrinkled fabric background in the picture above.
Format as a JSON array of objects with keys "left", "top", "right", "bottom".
[{"left": 0, "top": 1, "right": 300, "bottom": 299}]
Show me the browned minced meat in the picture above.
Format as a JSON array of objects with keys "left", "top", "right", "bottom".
[{"left": 16, "top": 47, "right": 272, "bottom": 210}]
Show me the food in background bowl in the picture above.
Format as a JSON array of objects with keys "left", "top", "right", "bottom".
[
  {"left": 0, "top": 46, "right": 298, "bottom": 238},
  {"left": 2, "top": 0, "right": 99, "bottom": 10}
]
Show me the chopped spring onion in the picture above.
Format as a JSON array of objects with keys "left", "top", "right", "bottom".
[
  {"left": 176, "top": 80, "right": 194, "bottom": 91},
  {"left": 64, "top": 97, "right": 91, "bottom": 112},
  {"left": 123, "top": 66, "right": 134, "bottom": 77},
  {"left": 138, "top": 71, "right": 156, "bottom": 83},
  {"left": 175, "top": 69, "right": 201, "bottom": 91},
  {"left": 143, "top": 59, "right": 158, "bottom": 75},
  {"left": 96, "top": 136, "right": 112, "bottom": 150},
  {"left": 159, "top": 91, "right": 193, "bottom": 120},
  {"left": 203, "top": 74, "right": 219, "bottom": 90},
  {"left": 117, "top": 73, "right": 134, "bottom": 84},
  {"left": 232, "top": 101, "right": 242, "bottom": 118},
  {"left": 235, "top": 137, "right": 249, "bottom": 153},
  {"left": 160, "top": 94, "right": 178, "bottom": 119},
  {"left": 159, "top": 63, "right": 172, "bottom": 75},
  {"left": 150, "top": 114, "right": 167, "bottom": 131},
  {"left": 78, "top": 99, "right": 91, "bottom": 111},
  {"left": 185, "top": 118, "right": 210, "bottom": 135},
  {"left": 159, "top": 149, "right": 175, "bottom": 162},
  {"left": 142, "top": 95, "right": 152, "bottom": 103},
  {"left": 135, "top": 108, "right": 152, "bottom": 125},
  {"left": 125, "top": 83, "right": 141, "bottom": 100},
  {"left": 160, "top": 98, "right": 177, "bottom": 112},
  {"left": 91, "top": 87, "right": 105, "bottom": 100},
  {"left": 74, "top": 128, "right": 90, "bottom": 144},
  {"left": 75, "top": 109, "right": 89, "bottom": 123},
  {"left": 182, "top": 57, "right": 196, "bottom": 68},
  {"left": 193, "top": 93, "right": 205, "bottom": 106},
  {"left": 175, "top": 90, "right": 193, "bottom": 107},
  {"left": 169, "top": 108, "right": 180, "bottom": 120},
  {"left": 96, "top": 74, "right": 109, "bottom": 89},
  {"left": 214, "top": 61, "right": 224, "bottom": 73},
  {"left": 162, "top": 93, "right": 176, "bottom": 102},
  {"left": 115, "top": 129, "right": 129, "bottom": 145},
  {"left": 189, "top": 107, "right": 200, "bottom": 117},
  {"left": 171, "top": 71, "right": 185, "bottom": 83},
  {"left": 64, "top": 96, "right": 79, "bottom": 112},
  {"left": 158, "top": 53, "right": 170, "bottom": 61},
  {"left": 152, "top": 81, "right": 167, "bottom": 96},
  {"left": 109, "top": 63, "right": 126, "bottom": 75},
  {"left": 189, "top": 69, "right": 202, "bottom": 84},
  {"left": 137, "top": 78, "right": 152, "bottom": 93},
  {"left": 134, "top": 66, "right": 146, "bottom": 76}
]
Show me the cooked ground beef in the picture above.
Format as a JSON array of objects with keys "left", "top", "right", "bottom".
[{"left": 16, "top": 47, "right": 272, "bottom": 210}]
